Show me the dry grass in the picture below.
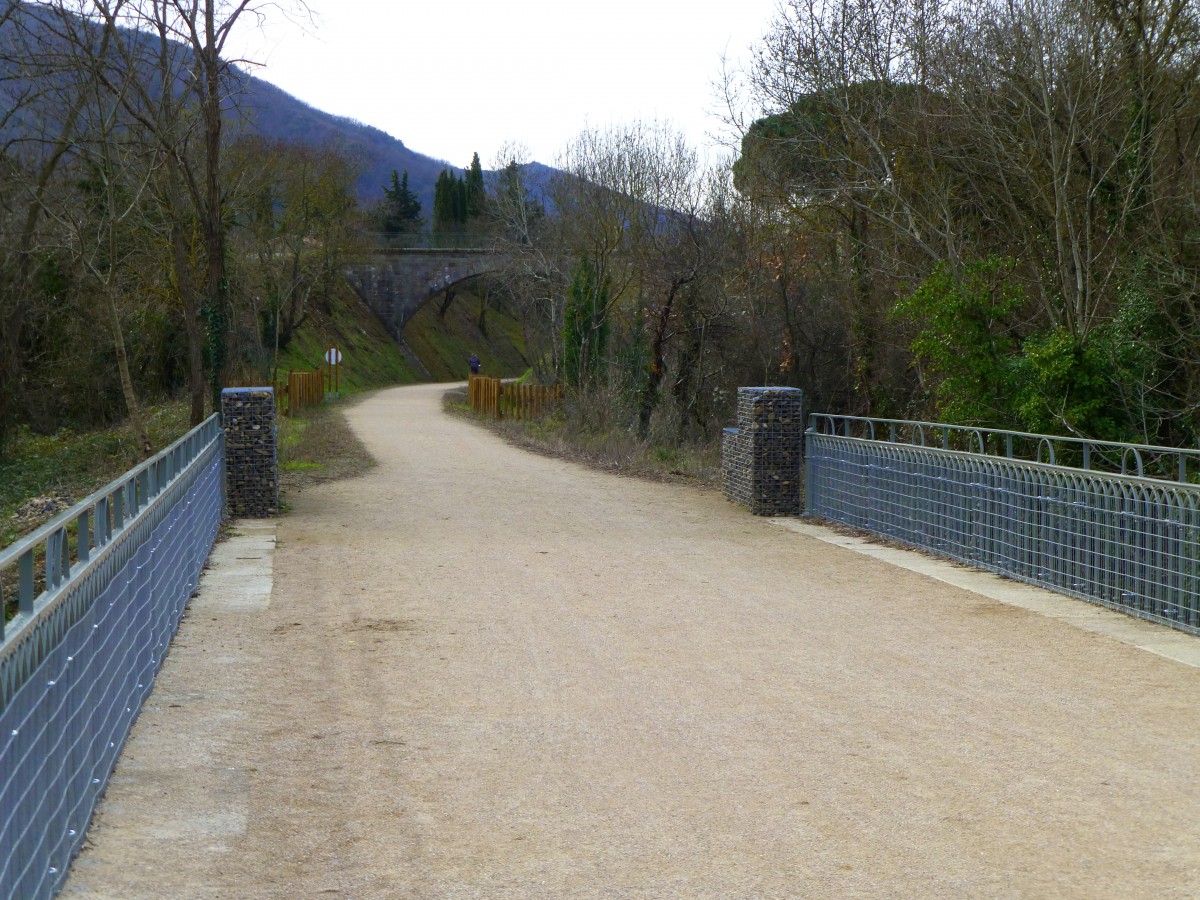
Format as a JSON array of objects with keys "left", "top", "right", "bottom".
[
  {"left": 0, "top": 401, "right": 195, "bottom": 548},
  {"left": 442, "top": 387, "right": 723, "bottom": 489},
  {"left": 277, "top": 398, "right": 378, "bottom": 503}
]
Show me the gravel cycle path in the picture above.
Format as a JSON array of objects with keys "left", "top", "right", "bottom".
[{"left": 64, "top": 383, "right": 1200, "bottom": 899}]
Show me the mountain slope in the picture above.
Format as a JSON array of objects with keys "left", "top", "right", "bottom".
[
  {"left": 233, "top": 73, "right": 453, "bottom": 213},
  {"left": 237, "top": 74, "right": 562, "bottom": 216},
  {"left": 0, "top": 3, "right": 562, "bottom": 218}
]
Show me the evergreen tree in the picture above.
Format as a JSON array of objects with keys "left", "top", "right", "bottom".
[
  {"left": 434, "top": 167, "right": 471, "bottom": 241},
  {"left": 453, "top": 174, "right": 467, "bottom": 228},
  {"left": 381, "top": 169, "right": 423, "bottom": 234},
  {"left": 563, "top": 255, "right": 610, "bottom": 388},
  {"left": 432, "top": 169, "right": 455, "bottom": 235},
  {"left": 465, "top": 152, "right": 485, "bottom": 220}
]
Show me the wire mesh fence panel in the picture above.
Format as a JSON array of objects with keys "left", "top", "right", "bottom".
[
  {"left": 806, "top": 419, "right": 1200, "bottom": 636},
  {"left": 0, "top": 416, "right": 223, "bottom": 898}
]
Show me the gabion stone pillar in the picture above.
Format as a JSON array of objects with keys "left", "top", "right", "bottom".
[
  {"left": 221, "top": 387, "right": 278, "bottom": 518},
  {"left": 722, "top": 386, "right": 804, "bottom": 516}
]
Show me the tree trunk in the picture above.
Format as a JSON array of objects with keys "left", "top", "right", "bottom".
[
  {"left": 164, "top": 157, "right": 207, "bottom": 426},
  {"left": 638, "top": 283, "right": 679, "bottom": 438},
  {"left": 106, "top": 289, "right": 152, "bottom": 457},
  {"left": 201, "top": 2, "right": 229, "bottom": 408}
]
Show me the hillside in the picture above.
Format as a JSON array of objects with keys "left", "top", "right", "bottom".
[
  {"left": 0, "top": 3, "right": 554, "bottom": 215},
  {"left": 233, "top": 74, "right": 452, "bottom": 214},
  {"left": 270, "top": 277, "right": 424, "bottom": 391},
  {"left": 403, "top": 286, "right": 530, "bottom": 382},
  {"left": 273, "top": 272, "right": 529, "bottom": 388},
  {"left": 237, "top": 73, "right": 562, "bottom": 214}
]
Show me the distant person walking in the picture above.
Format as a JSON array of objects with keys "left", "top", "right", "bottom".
[{"left": 468, "top": 352, "right": 481, "bottom": 375}]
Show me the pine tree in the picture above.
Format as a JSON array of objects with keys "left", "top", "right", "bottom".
[
  {"left": 396, "top": 171, "right": 422, "bottom": 225},
  {"left": 433, "top": 167, "right": 470, "bottom": 241},
  {"left": 382, "top": 169, "right": 422, "bottom": 234}
]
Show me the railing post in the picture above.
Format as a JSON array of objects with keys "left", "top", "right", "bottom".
[
  {"left": 96, "top": 497, "right": 109, "bottom": 547},
  {"left": 77, "top": 509, "right": 91, "bottom": 563},
  {"left": 19, "top": 549, "right": 34, "bottom": 615},
  {"left": 57, "top": 526, "right": 70, "bottom": 584}
]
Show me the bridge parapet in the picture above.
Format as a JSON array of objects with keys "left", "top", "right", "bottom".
[
  {"left": 344, "top": 250, "right": 509, "bottom": 341},
  {"left": 367, "top": 233, "right": 492, "bottom": 252}
]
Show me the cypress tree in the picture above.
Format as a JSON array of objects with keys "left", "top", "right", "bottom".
[
  {"left": 465, "top": 152, "right": 485, "bottom": 220},
  {"left": 433, "top": 169, "right": 455, "bottom": 235},
  {"left": 453, "top": 173, "right": 467, "bottom": 230}
]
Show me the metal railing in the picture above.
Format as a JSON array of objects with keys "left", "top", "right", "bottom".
[
  {"left": 0, "top": 414, "right": 224, "bottom": 898},
  {"left": 806, "top": 415, "right": 1200, "bottom": 634},
  {"left": 808, "top": 414, "right": 1200, "bottom": 483}
]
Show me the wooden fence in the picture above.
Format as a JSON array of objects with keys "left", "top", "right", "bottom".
[
  {"left": 286, "top": 370, "right": 325, "bottom": 416},
  {"left": 226, "top": 370, "right": 325, "bottom": 417},
  {"left": 468, "top": 374, "right": 562, "bottom": 421}
]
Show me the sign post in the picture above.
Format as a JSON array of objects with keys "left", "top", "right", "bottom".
[{"left": 324, "top": 347, "right": 343, "bottom": 399}]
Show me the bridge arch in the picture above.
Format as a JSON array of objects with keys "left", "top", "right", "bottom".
[{"left": 344, "top": 250, "right": 509, "bottom": 343}]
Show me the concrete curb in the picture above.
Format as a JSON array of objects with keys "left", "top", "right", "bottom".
[
  {"left": 773, "top": 518, "right": 1200, "bottom": 669},
  {"left": 61, "top": 519, "right": 277, "bottom": 896}
]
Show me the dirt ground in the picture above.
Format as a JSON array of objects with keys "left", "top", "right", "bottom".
[{"left": 64, "top": 383, "right": 1200, "bottom": 899}]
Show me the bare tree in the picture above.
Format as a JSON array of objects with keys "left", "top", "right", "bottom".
[
  {"left": 227, "top": 135, "right": 365, "bottom": 377},
  {"left": 51, "top": 0, "right": 308, "bottom": 423},
  {"left": 485, "top": 141, "right": 565, "bottom": 381},
  {"left": 735, "top": 0, "right": 1200, "bottom": 435},
  {"left": 0, "top": 2, "right": 105, "bottom": 445}
]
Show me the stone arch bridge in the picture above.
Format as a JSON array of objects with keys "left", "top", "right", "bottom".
[{"left": 344, "top": 249, "right": 509, "bottom": 343}]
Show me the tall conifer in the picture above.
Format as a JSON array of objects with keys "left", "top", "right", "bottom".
[{"left": 465, "top": 152, "right": 484, "bottom": 220}]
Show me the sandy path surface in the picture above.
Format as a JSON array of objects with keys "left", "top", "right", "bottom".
[{"left": 65, "top": 383, "right": 1200, "bottom": 899}]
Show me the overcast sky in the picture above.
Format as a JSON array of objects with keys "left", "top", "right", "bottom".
[{"left": 228, "top": 0, "right": 780, "bottom": 169}]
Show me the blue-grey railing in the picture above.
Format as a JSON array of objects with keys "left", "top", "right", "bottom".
[
  {"left": 806, "top": 415, "right": 1200, "bottom": 634},
  {"left": 809, "top": 415, "right": 1200, "bottom": 482},
  {"left": 0, "top": 414, "right": 224, "bottom": 898}
]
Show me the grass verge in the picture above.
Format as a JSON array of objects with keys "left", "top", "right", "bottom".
[
  {"left": 441, "top": 387, "right": 722, "bottom": 489},
  {"left": 0, "top": 400, "right": 196, "bottom": 548},
  {"left": 276, "top": 398, "right": 377, "bottom": 504}
]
